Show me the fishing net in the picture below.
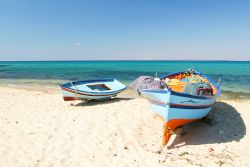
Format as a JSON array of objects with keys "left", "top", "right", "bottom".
[
  {"left": 188, "top": 74, "right": 203, "bottom": 83},
  {"left": 130, "top": 76, "right": 167, "bottom": 90},
  {"left": 183, "top": 82, "right": 212, "bottom": 96}
]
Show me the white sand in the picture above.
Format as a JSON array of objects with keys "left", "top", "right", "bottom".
[{"left": 0, "top": 87, "right": 249, "bottom": 167}]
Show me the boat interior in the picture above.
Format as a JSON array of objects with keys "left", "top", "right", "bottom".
[
  {"left": 162, "top": 71, "right": 217, "bottom": 96},
  {"left": 86, "top": 84, "right": 111, "bottom": 91}
]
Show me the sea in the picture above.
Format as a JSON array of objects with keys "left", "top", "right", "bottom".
[{"left": 0, "top": 61, "right": 249, "bottom": 99}]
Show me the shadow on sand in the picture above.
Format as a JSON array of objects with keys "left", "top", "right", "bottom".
[
  {"left": 170, "top": 101, "right": 246, "bottom": 148},
  {"left": 72, "top": 97, "right": 135, "bottom": 107}
]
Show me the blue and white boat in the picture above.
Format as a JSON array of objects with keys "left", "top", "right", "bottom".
[
  {"left": 139, "top": 69, "right": 221, "bottom": 145},
  {"left": 60, "top": 79, "right": 127, "bottom": 101}
]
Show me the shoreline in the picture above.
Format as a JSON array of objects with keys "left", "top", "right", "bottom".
[{"left": 1, "top": 83, "right": 249, "bottom": 101}]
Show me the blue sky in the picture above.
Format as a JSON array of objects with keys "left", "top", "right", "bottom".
[{"left": 0, "top": 0, "right": 249, "bottom": 60}]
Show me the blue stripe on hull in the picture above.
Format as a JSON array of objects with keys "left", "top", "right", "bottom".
[
  {"left": 170, "top": 104, "right": 214, "bottom": 109},
  {"left": 62, "top": 87, "right": 126, "bottom": 96},
  {"left": 62, "top": 90, "right": 117, "bottom": 100},
  {"left": 149, "top": 99, "right": 214, "bottom": 109},
  {"left": 171, "top": 93, "right": 216, "bottom": 106}
]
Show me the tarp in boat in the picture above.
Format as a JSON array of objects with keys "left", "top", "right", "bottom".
[{"left": 130, "top": 76, "right": 167, "bottom": 90}]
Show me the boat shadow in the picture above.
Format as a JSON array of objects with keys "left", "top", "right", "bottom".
[
  {"left": 169, "top": 101, "right": 246, "bottom": 148},
  {"left": 73, "top": 97, "right": 135, "bottom": 106}
]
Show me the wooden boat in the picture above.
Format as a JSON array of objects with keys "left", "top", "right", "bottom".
[
  {"left": 139, "top": 69, "right": 220, "bottom": 145},
  {"left": 60, "top": 79, "right": 127, "bottom": 101}
]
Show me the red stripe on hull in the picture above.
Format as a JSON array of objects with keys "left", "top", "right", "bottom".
[
  {"left": 63, "top": 97, "right": 82, "bottom": 101},
  {"left": 62, "top": 87, "right": 121, "bottom": 96}
]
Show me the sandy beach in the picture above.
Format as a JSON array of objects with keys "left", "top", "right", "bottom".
[{"left": 0, "top": 86, "right": 249, "bottom": 167}]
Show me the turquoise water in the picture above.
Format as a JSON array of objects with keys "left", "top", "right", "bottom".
[{"left": 0, "top": 61, "right": 250, "bottom": 95}]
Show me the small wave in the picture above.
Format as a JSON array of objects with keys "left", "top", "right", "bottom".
[{"left": 0, "top": 65, "right": 10, "bottom": 68}]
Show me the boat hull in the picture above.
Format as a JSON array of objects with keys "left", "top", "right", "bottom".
[
  {"left": 61, "top": 87, "right": 123, "bottom": 101},
  {"left": 60, "top": 79, "right": 127, "bottom": 101},
  {"left": 141, "top": 88, "right": 216, "bottom": 145},
  {"left": 137, "top": 69, "right": 220, "bottom": 145},
  {"left": 143, "top": 89, "right": 215, "bottom": 126}
]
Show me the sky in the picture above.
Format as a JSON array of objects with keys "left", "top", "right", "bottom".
[{"left": 0, "top": 0, "right": 249, "bottom": 60}]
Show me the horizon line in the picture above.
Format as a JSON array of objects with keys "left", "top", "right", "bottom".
[{"left": 0, "top": 59, "right": 250, "bottom": 62}]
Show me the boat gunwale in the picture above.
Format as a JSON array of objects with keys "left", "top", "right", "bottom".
[
  {"left": 61, "top": 86, "right": 127, "bottom": 96},
  {"left": 60, "top": 78, "right": 127, "bottom": 95},
  {"left": 60, "top": 78, "right": 115, "bottom": 87}
]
